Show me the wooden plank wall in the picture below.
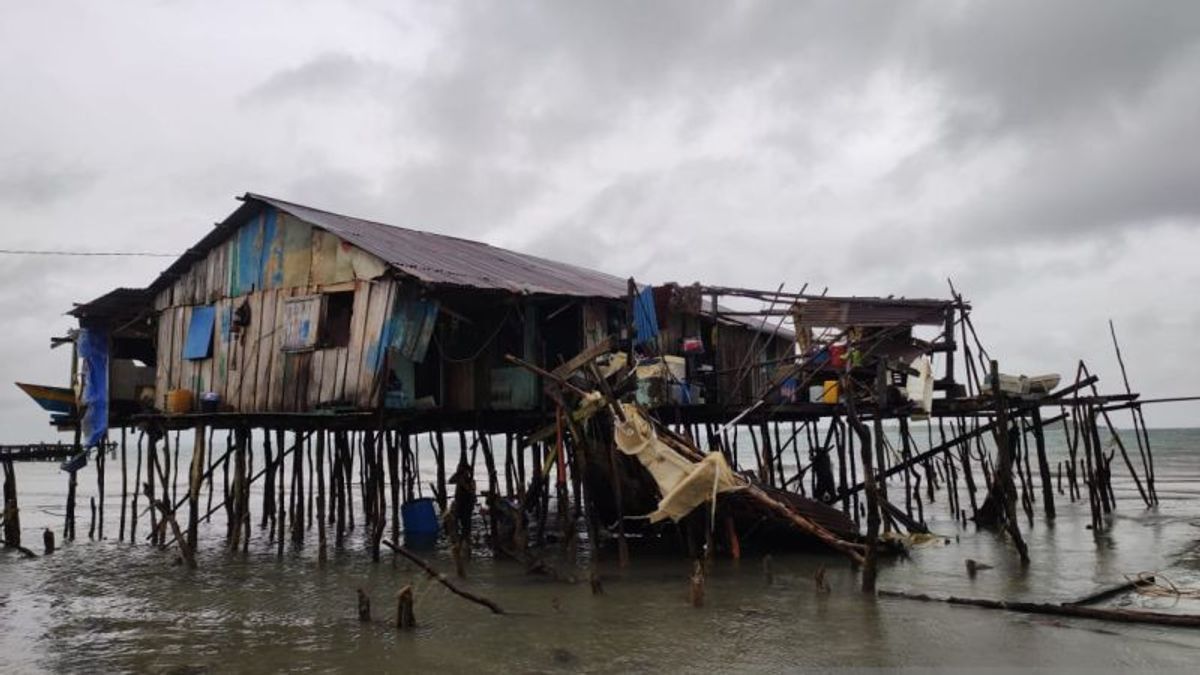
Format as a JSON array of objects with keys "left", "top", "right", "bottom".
[
  {"left": 156, "top": 280, "right": 396, "bottom": 412},
  {"left": 152, "top": 206, "right": 397, "bottom": 413}
]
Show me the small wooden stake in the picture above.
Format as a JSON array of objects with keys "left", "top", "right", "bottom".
[
  {"left": 396, "top": 585, "right": 416, "bottom": 630},
  {"left": 690, "top": 560, "right": 705, "bottom": 608},
  {"left": 356, "top": 588, "right": 371, "bottom": 622}
]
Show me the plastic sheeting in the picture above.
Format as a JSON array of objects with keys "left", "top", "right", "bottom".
[
  {"left": 905, "top": 356, "right": 934, "bottom": 416},
  {"left": 78, "top": 326, "right": 109, "bottom": 449},
  {"left": 613, "top": 403, "right": 742, "bottom": 522},
  {"left": 633, "top": 285, "right": 659, "bottom": 347}
]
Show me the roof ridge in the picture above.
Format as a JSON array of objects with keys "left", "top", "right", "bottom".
[
  {"left": 244, "top": 192, "right": 508, "bottom": 249},
  {"left": 245, "top": 192, "right": 628, "bottom": 287}
]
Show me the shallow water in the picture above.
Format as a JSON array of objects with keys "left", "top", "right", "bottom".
[{"left": 4, "top": 426, "right": 1200, "bottom": 672}]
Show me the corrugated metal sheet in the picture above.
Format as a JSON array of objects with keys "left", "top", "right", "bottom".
[
  {"left": 248, "top": 194, "right": 629, "bottom": 299},
  {"left": 69, "top": 288, "right": 151, "bottom": 320},
  {"left": 133, "top": 193, "right": 797, "bottom": 339}
]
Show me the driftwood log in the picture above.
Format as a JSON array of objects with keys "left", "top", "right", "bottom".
[
  {"left": 880, "top": 589, "right": 1200, "bottom": 628},
  {"left": 1066, "top": 576, "right": 1156, "bottom": 607},
  {"left": 381, "top": 539, "right": 505, "bottom": 615}
]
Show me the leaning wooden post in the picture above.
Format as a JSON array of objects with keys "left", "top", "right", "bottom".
[
  {"left": 1109, "top": 320, "right": 1157, "bottom": 503},
  {"left": 382, "top": 539, "right": 504, "bottom": 614},
  {"left": 984, "top": 360, "right": 1030, "bottom": 564},
  {"left": 187, "top": 423, "right": 206, "bottom": 555}
]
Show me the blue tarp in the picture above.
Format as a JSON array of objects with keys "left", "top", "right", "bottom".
[
  {"left": 184, "top": 305, "right": 216, "bottom": 360},
  {"left": 633, "top": 285, "right": 659, "bottom": 346},
  {"left": 78, "top": 326, "right": 109, "bottom": 449},
  {"left": 231, "top": 209, "right": 279, "bottom": 295}
]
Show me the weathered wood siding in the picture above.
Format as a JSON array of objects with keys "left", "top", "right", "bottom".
[{"left": 153, "top": 206, "right": 395, "bottom": 412}]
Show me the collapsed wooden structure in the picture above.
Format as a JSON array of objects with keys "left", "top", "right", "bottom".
[{"left": 8, "top": 193, "right": 1163, "bottom": 589}]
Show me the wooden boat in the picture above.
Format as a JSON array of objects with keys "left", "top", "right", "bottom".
[{"left": 15, "top": 382, "right": 76, "bottom": 414}]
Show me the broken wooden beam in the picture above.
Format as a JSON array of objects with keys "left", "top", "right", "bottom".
[{"left": 382, "top": 539, "right": 505, "bottom": 615}]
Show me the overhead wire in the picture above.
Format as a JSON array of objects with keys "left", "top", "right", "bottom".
[{"left": 0, "top": 248, "right": 178, "bottom": 257}]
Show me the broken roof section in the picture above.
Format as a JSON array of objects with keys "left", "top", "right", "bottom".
[{"left": 794, "top": 296, "right": 955, "bottom": 328}]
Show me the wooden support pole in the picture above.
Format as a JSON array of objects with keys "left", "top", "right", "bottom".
[
  {"left": 261, "top": 430, "right": 275, "bottom": 531},
  {"left": 277, "top": 430, "right": 287, "bottom": 557},
  {"left": 388, "top": 432, "right": 401, "bottom": 547},
  {"left": 97, "top": 439, "right": 106, "bottom": 540},
  {"left": 317, "top": 430, "right": 328, "bottom": 564},
  {"left": 1031, "top": 408, "right": 1055, "bottom": 520},
  {"left": 230, "top": 427, "right": 248, "bottom": 553},
  {"left": 187, "top": 423, "right": 206, "bottom": 555},
  {"left": 119, "top": 428, "right": 128, "bottom": 542},
  {"left": 65, "top": 467, "right": 78, "bottom": 542},
  {"left": 2, "top": 459, "right": 20, "bottom": 549},
  {"left": 130, "top": 432, "right": 142, "bottom": 543},
  {"left": 292, "top": 429, "right": 305, "bottom": 547}
]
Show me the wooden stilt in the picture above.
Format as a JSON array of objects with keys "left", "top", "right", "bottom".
[{"left": 317, "top": 430, "right": 328, "bottom": 564}]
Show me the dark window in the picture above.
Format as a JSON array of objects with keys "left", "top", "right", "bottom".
[{"left": 323, "top": 291, "right": 354, "bottom": 348}]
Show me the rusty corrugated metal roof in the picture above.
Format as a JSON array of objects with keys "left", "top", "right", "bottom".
[{"left": 247, "top": 193, "right": 629, "bottom": 299}]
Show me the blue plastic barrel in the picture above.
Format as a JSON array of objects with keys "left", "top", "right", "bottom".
[{"left": 401, "top": 497, "right": 439, "bottom": 537}]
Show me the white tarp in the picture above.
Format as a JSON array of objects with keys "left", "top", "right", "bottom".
[
  {"left": 613, "top": 403, "right": 743, "bottom": 523},
  {"left": 905, "top": 355, "right": 934, "bottom": 416}
]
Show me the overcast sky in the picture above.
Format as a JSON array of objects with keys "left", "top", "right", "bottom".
[{"left": 2, "top": 1, "right": 1198, "bottom": 441}]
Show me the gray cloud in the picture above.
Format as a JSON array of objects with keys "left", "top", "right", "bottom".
[
  {"left": 0, "top": 162, "right": 96, "bottom": 209},
  {"left": 240, "top": 52, "right": 398, "bottom": 105},
  {"left": 2, "top": 0, "right": 1200, "bottom": 436}
]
